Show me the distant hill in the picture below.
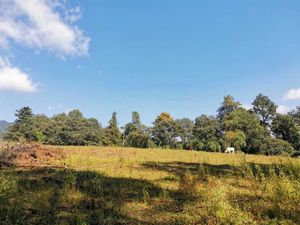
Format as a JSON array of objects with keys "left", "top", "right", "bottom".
[{"left": 0, "top": 120, "right": 11, "bottom": 134}]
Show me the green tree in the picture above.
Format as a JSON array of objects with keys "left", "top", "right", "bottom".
[
  {"left": 132, "top": 111, "right": 142, "bottom": 127},
  {"left": 44, "top": 113, "right": 69, "bottom": 145},
  {"left": 217, "top": 95, "right": 241, "bottom": 123},
  {"left": 83, "top": 118, "right": 103, "bottom": 145},
  {"left": 175, "top": 118, "right": 194, "bottom": 149},
  {"left": 45, "top": 110, "right": 102, "bottom": 146},
  {"left": 252, "top": 93, "right": 277, "bottom": 127},
  {"left": 271, "top": 114, "right": 300, "bottom": 150},
  {"left": 6, "top": 107, "right": 102, "bottom": 146},
  {"left": 225, "top": 108, "right": 268, "bottom": 153},
  {"left": 103, "top": 112, "right": 122, "bottom": 146},
  {"left": 260, "top": 137, "right": 294, "bottom": 156},
  {"left": 124, "top": 111, "right": 151, "bottom": 148},
  {"left": 224, "top": 130, "right": 246, "bottom": 151},
  {"left": 152, "top": 112, "right": 176, "bottom": 148},
  {"left": 124, "top": 111, "right": 144, "bottom": 136},
  {"left": 5, "top": 106, "right": 35, "bottom": 141},
  {"left": 125, "top": 132, "right": 150, "bottom": 148},
  {"left": 15, "top": 107, "right": 33, "bottom": 123},
  {"left": 31, "top": 114, "right": 50, "bottom": 143},
  {"left": 192, "top": 115, "right": 222, "bottom": 151},
  {"left": 289, "top": 106, "right": 300, "bottom": 125}
]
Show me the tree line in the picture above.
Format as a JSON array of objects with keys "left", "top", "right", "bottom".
[{"left": 4, "top": 93, "right": 300, "bottom": 156}]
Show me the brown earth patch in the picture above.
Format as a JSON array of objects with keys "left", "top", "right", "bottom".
[{"left": 0, "top": 143, "right": 65, "bottom": 168}]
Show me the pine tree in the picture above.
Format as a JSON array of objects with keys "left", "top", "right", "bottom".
[{"left": 103, "top": 112, "right": 122, "bottom": 146}]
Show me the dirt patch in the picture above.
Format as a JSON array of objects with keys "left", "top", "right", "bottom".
[{"left": 0, "top": 143, "right": 65, "bottom": 168}]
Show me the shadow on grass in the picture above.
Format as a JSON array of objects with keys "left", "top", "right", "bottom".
[
  {"left": 142, "top": 160, "right": 300, "bottom": 179},
  {"left": 0, "top": 167, "right": 172, "bottom": 225},
  {"left": 1, "top": 161, "right": 298, "bottom": 224},
  {"left": 141, "top": 161, "right": 239, "bottom": 178}
]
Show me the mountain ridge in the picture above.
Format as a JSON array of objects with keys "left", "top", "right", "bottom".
[{"left": 0, "top": 120, "right": 11, "bottom": 134}]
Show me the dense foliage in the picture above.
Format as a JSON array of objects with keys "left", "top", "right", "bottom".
[
  {"left": 5, "top": 109, "right": 102, "bottom": 146},
  {"left": 4, "top": 93, "right": 300, "bottom": 156}
]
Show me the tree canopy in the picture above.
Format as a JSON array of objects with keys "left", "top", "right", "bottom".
[
  {"left": 4, "top": 93, "right": 300, "bottom": 156},
  {"left": 252, "top": 93, "right": 277, "bottom": 127}
]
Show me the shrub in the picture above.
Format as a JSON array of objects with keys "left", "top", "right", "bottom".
[{"left": 260, "top": 138, "right": 294, "bottom": 156}]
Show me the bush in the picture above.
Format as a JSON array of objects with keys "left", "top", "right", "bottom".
[
  {"left": 191, "top": 140, "right": 222, "bottom": 152},
  {"left": 260, "top": 138, "right": 294, "bottom": 156},
  {"left": 125, "top": 132, "right": 150, "bottom": 148}
]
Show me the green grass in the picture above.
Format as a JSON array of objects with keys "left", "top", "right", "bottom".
[{"left": 1, "top": 146, "right": 300, "bottom": 224}]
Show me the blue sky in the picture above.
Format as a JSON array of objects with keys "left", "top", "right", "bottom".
[{"left": 1, "top": 0, "right": 300, "bottom": 126}]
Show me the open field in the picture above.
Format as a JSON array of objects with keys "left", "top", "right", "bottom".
[{"left": 1, "top": 145, "right": 300, "bottom": 224}]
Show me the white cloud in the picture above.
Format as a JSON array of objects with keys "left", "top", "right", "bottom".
[
  {"left": 277, "top": 105, "right": 291, "bottom": 114},
  {"left": 242, "top": 104, "right": 252, "bottom": 110},
  {"left": 0, "top": 0, "right": 90, "bottom": 57},
  {"left": 0, "top": 0, "right": 90, "bottom": 93},
  {"left": 0, "top": 58, "right": 38, "bottom": 92},
  {"left": 284, "top": 88, "right": 300, "bottom": 100},
  {"left": 65, "top": 6, "right": 82, "bottom": 24}
]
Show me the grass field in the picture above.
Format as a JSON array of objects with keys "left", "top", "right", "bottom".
[{"left": 1, "top": 146, "right": 300, "bottom": 224}]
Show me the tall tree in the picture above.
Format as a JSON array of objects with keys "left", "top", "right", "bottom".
[
  {"left": 152, "top": 112, "right": 176, "bottom": 148},
  {"left": 132, "top": 111, "right": 142, "bottom": 127},
  {"left": 124, "top": 111, "right": 144, "bottom": 136},
  {"left": 225, "top": 108, "right": 267, "bottom": 153},
  {"left": 103, "top": 112, "right": 122, "bottom": 146},
  {"left": 124, "top": 111, "right": 151, "bottom": 148},
  {"left": 15, "top": 107, "right": 33, "bottom": 123},
  {"left": 271, "top": 114, "right": 300, "bottom": 150},
  {"left": 45, "top": 110, "right": 102, "bottom": 146},
  {"left": 31, "top": 114, "right": 50, "bottom": 143},
  {"left": 217, "top": 95, "right": 241, "bottom": 123},
  {"left": 192, "top": 115, "right": 222, "bottom": 151},
  {"left": 175, "top": 118, "right": 194, "bottom": 149},
  {"left": 252, "top": 93, "right": 277, "bottom": 127},
  {"left": 44, "top": 113, "right": 69, "bottom": 145},
  {"left": 289, "top": 106, "right": 300, "bottom": 126},
  {"left": 5, "top": 107, "right": 35, "bottom": 141}
]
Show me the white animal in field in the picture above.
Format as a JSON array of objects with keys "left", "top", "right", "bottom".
[{"left": 225, "top": 147, "right": 235, "bottom": 154}]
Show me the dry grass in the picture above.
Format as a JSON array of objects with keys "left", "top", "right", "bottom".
[{"left": 1, "top": 145, "right": 299, "bottom": 224}]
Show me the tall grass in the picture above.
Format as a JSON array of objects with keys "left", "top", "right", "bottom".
[{"left": 0, "top": 146, "right": 299, "bottom": 224}]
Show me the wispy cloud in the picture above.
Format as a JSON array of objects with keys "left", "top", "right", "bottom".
[
  {"left": 0, "top": 0, "right": 90, "bottom": 57},
  {"left": 64, "top": 6, "right": 82, "bottom": 24},
  {"left": 0, "top": 0, "right": 90, "bottom": 93},
  {"left": 277, "top": 105, "right": 291, "bottom": 114},
  {"left": 0, "top": 57, "right": 38, "bottom": 92},
  {"left": 283, "top": 88, "right": 300, "bottom": 100},
  {"left": 242, "top": 104, "right": 252, "bottom": 110},
  {"left": 47, "top": 104, "right": 63, "bottom": 111}
]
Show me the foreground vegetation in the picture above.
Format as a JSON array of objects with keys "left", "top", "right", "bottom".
[{"left": 1, "top": 146, "right": 299, "bottom": 224}]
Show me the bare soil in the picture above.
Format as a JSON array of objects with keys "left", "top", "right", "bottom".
[{"left": 0, "top": 143, "right": 65, "bottom": 168}]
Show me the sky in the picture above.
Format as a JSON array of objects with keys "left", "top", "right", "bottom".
[{"left": 1, "top": 0, "right": 300, "bottom": 126}]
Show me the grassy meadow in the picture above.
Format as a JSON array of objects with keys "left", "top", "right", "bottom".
[{"left": 1, "top": 146, "right": 300, "bottom": 224}]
